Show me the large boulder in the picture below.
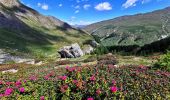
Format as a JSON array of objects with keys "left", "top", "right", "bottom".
[
  {"left": 58, "top": 43, "right": 84, "bottom": 58},
  {"left": 58, "top": 46, "right": 75, "bottom": 58}
]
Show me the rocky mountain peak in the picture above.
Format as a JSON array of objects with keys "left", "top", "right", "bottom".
[{"left": 0, "top": 0, "right": 20, "bottom": 7}]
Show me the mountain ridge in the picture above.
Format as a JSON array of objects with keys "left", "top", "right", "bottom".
[
  {"left": 85, "top": 6, "right": 170, "bottom": 33},
  {"left": 0, "top": 0, "right": 92, "bottom": 59},
  {"left": 84, "top": 6, "right": 170, "bottom": 47}
]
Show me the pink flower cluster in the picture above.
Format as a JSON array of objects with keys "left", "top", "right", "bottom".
[
  {"left": 66, "top": 66, "right": 76, "bottom": 72},
  {"left": 58, "top": 75, "right": 67, "bottom": 81},
  {"left": 0, "top": 88, "right": 14, "bottom": 97},
  {"left": 40, "top": 96, "right": 45, "bottom": 100},
  {"left": 90, "top": 75, "right": 96, "bottom": 81},
  {"left": 19, "top": 87, "right": 25, "bottom": 93},
  {"left": 4, "top": 88, "right": 13, "bottom": 96},
  {"left": 87, "top": 97, "right": 94, "bottom": 100},
  {"left": 29, "top": 75, "right": 37, "bottom": 81},
  {"left": 110, "top": 86, "right": 118, "bottom": 93},
  {"left": 15, "top": 80, "right": 22, "bottom": 87}
]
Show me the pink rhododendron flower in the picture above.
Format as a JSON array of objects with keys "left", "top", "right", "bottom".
[
  {"left": 65, "top": 66, "right": 70, "bottom": 70},
  {"left": 5, "top": 82, "right": 13, "bottom": 86},
  {"left": 4, "top": 88, "right": 13, "bottom": 96},
  {"left": 48, "top": 71, "right": 55, "bottom": 77},
  {"left": 24, "top": 80, "right": 27, "bottom": 83},
  {"left": 44, "top": 75, "right": 49, "bottom": 80},
  {"left": 112, "top": 80, "right": 116, "bottom": 85},
  {"left": 19, "top": 87, "right": 25, "bottom": 93},
  {"left": 96, "top": 89, "right": 102, "bottom": 95},
  {"left": 66, "top": 66, "right": 76, "bottom": 72},
  {"left": 139, "top": 65, "right": 147, "bottom": 70},
  {"left": 90, "top": 75, "right": 96, "bottom": 81},
  {"left": 40, "top": 96, "right": 45, "bottom": 100},
  {"left": 72, "top": 80, "right": 78, "bottom": 84},
  {"left": 0, "top": 94, "right": 4, "bottom": 97},
  {"left": 0, "top": 80, "right": 3, "bottom": 85},
  {"left": 60, "top": 85, "right": 68, "bottom": 93},
  {"left": 110, "top": 86, "right": 118, "bottom": 93},
  {"left": 87, "top": 97, "right": 94, "bottom": 100},
  {"left": 15, "top": 80, "right": 22, "bottom": 87},
  {"left": 29, "top": 75, "right": 37, "bottom": 81},
  {"left": 58, "top": 75, "right": 67, "bottom": 81}
]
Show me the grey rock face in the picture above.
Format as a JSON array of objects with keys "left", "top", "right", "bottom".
[
  {"left": 0, "top": 0, "right": 20, "bottom": 7},
  {"left": 89, "top": 40, "right": 99, "bottom": 47},
  {"left": 0, "top": 0, "right": 72, "bottom": 31},
  {"left": 58, "top": 43, "right": 84, "bottom": 58},
  {"left": 0, "top": 49, "right": 10, "bottom": 64},
  {"left": 0, "top": 49, "right": 35, "bottom": 64}
]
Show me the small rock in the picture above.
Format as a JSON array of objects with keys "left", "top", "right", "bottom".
[
  {"left": 36, "top": 61, "right": 43, "bottom": 65},
  {"left": 11, "top": 57, "right": 35, "bottom": 64},
  {"left": 2, "top": 69, "right": 18, "bottom": 74}
]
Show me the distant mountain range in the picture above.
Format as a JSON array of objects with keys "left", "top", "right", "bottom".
[
  {"left": 0, "top": 0, "right": 92, "bottom": 58},
  {"left": 84, "top": 7, "right": 170, "bottom": 48},
  {"left": 72, "top": 24, "right": 87, "bottom": 28}
]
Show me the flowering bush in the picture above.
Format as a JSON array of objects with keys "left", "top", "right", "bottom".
[
  {"left": 155, "top": 51, "right": 170, "bottom": 71},
  {"left": 0, "top": 64, "right": 170, "bottom": 99},
  {"left": 97, "top": 54, "right": 118, "bottom": 65}
]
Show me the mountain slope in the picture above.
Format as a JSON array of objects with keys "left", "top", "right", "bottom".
[
  {"left": 0, "top": 0, "right": 92, "bottom": 59},
  {"left": 84, "top": 7, "right": 170, "bottom": 47}
]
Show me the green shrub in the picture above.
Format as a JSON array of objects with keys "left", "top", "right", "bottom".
[
  {"left": 154, "top": 51, "right": 170, "bottom": 71},
  {"left": 94, "top": 45, "right": 109, "bottom": 55}
]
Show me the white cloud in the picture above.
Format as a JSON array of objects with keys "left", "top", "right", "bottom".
[
  {"left": 142, "top": 0, "right": 151, "bottom": 4},
  {"left": 76, "top": 0, "right": 80, "bottom": 3},
  {"left": 95, "top": 2, "right": 112, "bottom": 11},
  {"left": 122, "top": 0, "right": 152, "bottom": 8},
  {"left": 37, "top": 3, "right": 41, "bottom": 7},
  {"left": 75, "top": 5, "right": 80, "bottom": 9},
  {"left": 75, "top": 10, "right": 79, "bottom": 13},
  {"left": 37, "top": 3, "right": 49, "bottom": 10},
  {"left": 83, "top": 4, "right": 91, "bottom": 10},
  {"left": 41, "top": 4, "right": 49, "bottom": 10},
  {"left": 122, "top": 0, "right": 138, "bottom": 8},
  {"left": 68, "top": 16, "right": 76, "bottom": 22},
  {"left": 59, "top": 4, "right": 63, "bottom": 7},
  {"left": 71, "top": 16, "right": 76, "bottom": 19}
]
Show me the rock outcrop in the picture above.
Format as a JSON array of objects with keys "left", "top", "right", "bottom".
[
  {"left": 0, "top": 49, "right": 35, "bottom": 64},
  {"left": 0, "top": 49, "right": 10, "bottom": 64},
  {"left": 0, "top": 0, "right": 20, "bottom": 7},
  {"left": 83, "top": 45, "right": 94, "bottom": 54},
  {"left": 89, "top": 40, "right": 99, "bottom": 47},
  {"left": 58, "top": 43, "right": 84, "bottom": 58}
]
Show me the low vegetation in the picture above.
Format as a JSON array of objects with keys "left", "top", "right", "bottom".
[
  {"left": 0, "top": 54, "right": 170, "bottom": 100},
  {"left": 154, "top": 51, "right": 170, "bottom": 71}
]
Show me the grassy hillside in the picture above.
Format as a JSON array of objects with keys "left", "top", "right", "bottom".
[
  {"left": 84, "top": 7, "right": 170, "bottom": 47},
  {"left": 0, "top": 0, "right": 92, "bottom": 60}
]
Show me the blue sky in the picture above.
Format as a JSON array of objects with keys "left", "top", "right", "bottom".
[{"left": 20, "top": 0, "right": 170, "bottom": 25}]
